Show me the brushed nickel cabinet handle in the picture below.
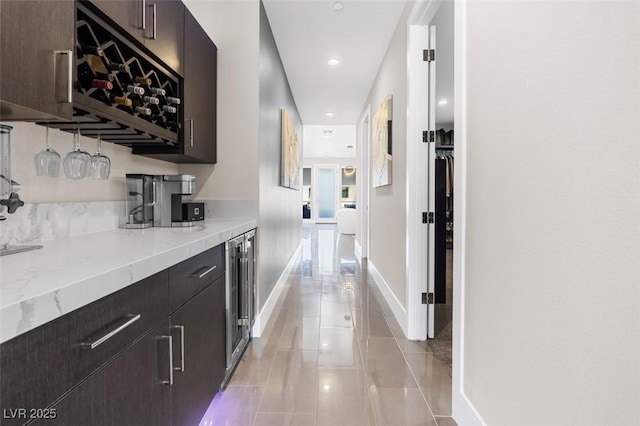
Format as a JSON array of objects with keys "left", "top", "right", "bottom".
[
  {"left": 172, "top": 325, "right": 185, "bottom": 372},
  {"left": 186, "top": 119, "right": 194, "bottom": 148},
  {"left": 54, "top": 50, "right": 72, "bottom": 103},
  {"left": 160, "top": 335, "right": 173, "bottom": 385},
  {"left": 191, "top": 264, "right": 216, "bottom": 279},
  {"left": 141, "top": 0, "right": 146, "bottom": 30},
  {"left": 152, "top": 3, "right": 157, "bottom": 40},
  {"left": 81, "top": 314, "right": 141, "bottom": 349}
]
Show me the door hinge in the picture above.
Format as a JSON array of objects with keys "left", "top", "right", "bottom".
[
  {"left": 422, "top": 130, "right": 435, "bottom": 143},
  {"left": 423, "top": 49, "right": 435, "bottom": 62},
  {"left": 422, "top": 212, "right": 434, "bottom": 224},
  {"left": 422, "top": 292, "right": 435, "bottom": 304}
]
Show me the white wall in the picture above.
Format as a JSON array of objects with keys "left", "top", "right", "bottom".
[
  {"left": 461, "top": 1, "right": 640, "bottom": 424},
  {"left": 357, "top": 2, "right": 414, "bottom": 311},
  {"left": 181, "top": 0, "right": 260, "bottom": 201},
  {"left": 303, "top": 125, "right": 356, "bottom": 159}
]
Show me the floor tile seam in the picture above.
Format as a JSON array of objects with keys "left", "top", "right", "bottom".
[
  {"left": 385, "top": 318, "right": 439, "bottom": 423},
  {"left": 362, "top": 272, "right": 440, "bottom": 422},
  {"left": 252, "top": 272, "right": 305, "bottom": 426}
]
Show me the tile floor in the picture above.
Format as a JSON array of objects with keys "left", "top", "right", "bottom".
[{"left": 199, "top": 224, "right": 455, "bottom": 426}]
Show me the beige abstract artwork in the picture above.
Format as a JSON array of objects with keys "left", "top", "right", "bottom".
[
  {"left": 281, "top": 109, "right": 301, "bottom": 190},
  {"left": 372, "top": 95, "right": 392, "bottom": 187}
]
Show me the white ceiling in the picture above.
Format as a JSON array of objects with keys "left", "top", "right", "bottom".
[{"left": 262, "top": 0, "right": 408, "bottom": 126}]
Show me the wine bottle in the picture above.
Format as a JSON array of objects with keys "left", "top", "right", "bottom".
[
  {"left": 108, "top": 62, "right": 130, "bottom": 73},
  {"left": 87, "top": 55, "right": 109, "bottom": 74},
  {"left": 110, "top": 95, "right": 132, "bottom": 107},
  {"left": 143, "top": 96, "right": 160, "bottom": 105},
  {"left": 149, "top": 87, "right": 166, "bottom": 96},
  {"left": 81, "top": 44, "right": 104, "bottom": 57},
  {"left": 135, "top": 76, "right": 152, "bottom": 85},
  {"left": 162, "top": 105, "right": 177, "bottom": 114},
  {"left": 135, "top": 106, "right": 152, "bottom": 115},
  {"left": 166, "top": 96, "right": 181, "bottom": 105},
  {"left": 126, "top": 85, "right": 145, "bottom": 95},
  {"left": 91, "top": 79, "right": 113, "bottom": 90}
]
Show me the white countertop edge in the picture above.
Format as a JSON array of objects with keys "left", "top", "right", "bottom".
[{"left": 0, "top": 218, "right": 257, "bottom": 344}]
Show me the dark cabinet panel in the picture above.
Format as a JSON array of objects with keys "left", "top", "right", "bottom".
[
  {"left": 36, "top": 320, "right": 172, "bottom": 426},
  {"left": 169, "top": 244, "right": 225, "bottom": 312},
  {"left": 144, "top": 0, "right": 184, "bottom": 76},
  {"left": 89, "top": 0, "right": 144, "bottom": 45},
  {"left": 0, "top": 1, "right": 74, "bottom": 120},
  {"left": 0, "top": 271, "right": 169, "bottom": 425},
  {"left": 182, "top": 8, "right": 218, "bottom": 163},
  {"left": 170, "top": 278, "right": 225, "bottom": 426}
]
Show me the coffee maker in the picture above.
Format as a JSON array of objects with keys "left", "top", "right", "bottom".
[
  {"left": 125, "top": 174, "right": 200, "bottom": 228},
  {"left": 153, "top": 174, "right": 197, "bottom": 227}
]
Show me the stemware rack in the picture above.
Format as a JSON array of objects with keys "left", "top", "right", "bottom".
[{"left": 41, "top": 2, "right": 183, "bottom": 148}]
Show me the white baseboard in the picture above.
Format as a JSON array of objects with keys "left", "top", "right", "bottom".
[
  {"left": 367, "top": 259, "right": 408, "bottom": 337},
  {"left": 252, "top": 241, "right": 302, "bottom": 337},
  {"left": 453, "top": 390, "right": 487, "bottom": 426},
  {"left": 354, "top": 239, "right": 362, "bottom": 263}
]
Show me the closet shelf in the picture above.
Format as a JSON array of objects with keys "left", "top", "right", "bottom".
[{"left": 435, "top": 145, "right": 454, "bottom": 150}]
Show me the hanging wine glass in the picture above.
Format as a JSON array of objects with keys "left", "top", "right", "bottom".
[
  {"left": 63, "top": 129, "right": 91, "bottom": 179},
  {"left": 34, "top": 126, "right": 61, "bottom": 177},
  {"left": 90, "top": 134, "right": 111, "bottom": 180}
]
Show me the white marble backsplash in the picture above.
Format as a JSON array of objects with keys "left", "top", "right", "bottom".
[
  {"left": 0, "top": 199, "right": 258, "bottom": 247},
  {"left": 0, "top": 201, "right": 125, "bottom": 247}
]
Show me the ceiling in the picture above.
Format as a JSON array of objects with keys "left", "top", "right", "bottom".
[{"left": 262, "top": 0, "right": 408, "bottom": 126}]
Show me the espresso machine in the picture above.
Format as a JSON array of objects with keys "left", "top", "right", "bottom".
[{"left": 125, "top": 174, "right": 201, "bottom": 228}]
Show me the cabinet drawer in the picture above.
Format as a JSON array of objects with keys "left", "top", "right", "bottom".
[
  {"left": 0, "top": 271, "right": 169, "bottom": 425},
  {"left": 169, "top": 244, "right": 224, "bottom": 312}
]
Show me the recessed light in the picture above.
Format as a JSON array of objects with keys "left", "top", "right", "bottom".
[
  {"left": 346, "top": 145, "right": 353, "bottom": 149},
  {"left": 326, "top": 112, "right": 335, "bottom": 117},
  {"left": 332, "top": 2, "right": 343, "bottom": 11},
  {"left": 438, "top": 99, "right": 448, "bottom": 105},
  {"left": 327, "top": 58, "right": 340, "bottom": 66}
]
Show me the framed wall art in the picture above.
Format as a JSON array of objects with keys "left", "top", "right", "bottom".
[
  {"left": 372, "top": 95, "right": 392, "bottom": 187},
  {"left": 281, "top": 109, "right": 302, "bottom": 190}
]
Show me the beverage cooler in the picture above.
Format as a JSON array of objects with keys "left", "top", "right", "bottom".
[{"left": 224, "top": 229, "right": 255, "bottom": 385}]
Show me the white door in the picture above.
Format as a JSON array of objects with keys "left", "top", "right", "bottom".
[
  {"left": 426, "top": 25, "right": 437, "bottom": 339},
  {"left": 314, "top": 164, "right": 340, "bottom": 223}
]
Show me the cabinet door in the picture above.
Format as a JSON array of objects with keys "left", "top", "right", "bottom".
[
  {"left": 34, "top": 320, "right": 172, "bottom": 426},
  {"left": 144, "top": 0, "right": 184, "bottom": 76},
  {"left": 182, "top": 8, "right": 217, "bottom": 163},
  {"left": 171, "top": 277, "right": 225, "bottom": 426},
  {"left": 0, "top": 1, "right": 74, "bottom": 120},
  {"left": 89, "top": 0, "right": 144, "bottom": 45}
]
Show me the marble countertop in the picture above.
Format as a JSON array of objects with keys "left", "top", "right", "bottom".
[{"left": 0, "top": 218, "right": 257, "bottom": 344}]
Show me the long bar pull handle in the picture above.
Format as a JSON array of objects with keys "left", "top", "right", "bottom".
[
  {"left": 160, "top": 335, "right": 173, "bottom": 385},
  {"left": 186, "top": 119, "right": 194, "bottom": 148},
  {"left": 191, "top": 265, "right": 216, "bottom": 279},
  {"left": 54, "top": 50, "right": 73, "bottom": 103},
  {"left": 152, "top": 3, "right": 157, "bottom": 40},
  {"left": 141, "top": 0, "right": 146, "bottom": 30},
  {"left": 172, "top": 325, "right": 185, "bottom": 372},
  {"left": 81, "top": 314, "right": 141, "bottom": 349}
]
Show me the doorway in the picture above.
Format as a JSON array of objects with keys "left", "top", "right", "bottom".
[{"left": 313, "top": 164, "right": 340, "bottom": 223}]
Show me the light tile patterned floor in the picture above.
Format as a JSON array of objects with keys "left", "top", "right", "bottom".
[{"left": 199, "top": 224, "right": 455, "bottom": 426}]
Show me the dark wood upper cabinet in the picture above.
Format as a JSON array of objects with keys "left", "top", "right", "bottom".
[
  {"left": 143, "top": 0, "right": 184, "bottom": 76},
  {"left": 0, "top": 1, "right": 75, "bottom": 121},
  {"left": 89, "top": 0, "right": 145, "bottom": 44},
  {"left": 182, "top": 7, "right": 217, "bottom": 163},
  {"left": 136, "top": 7, "right": 217, "bottom": 163}
]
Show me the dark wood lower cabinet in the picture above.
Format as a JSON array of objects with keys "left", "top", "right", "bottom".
[
  {"left": 0, "top": 242, "right": 233, "bottom": 426},
  {"left": 170, "top": 276, "right": 226, "bottom": 426},
  {"left": 34, "top": 320, "right": 171, "bottom": 426}
]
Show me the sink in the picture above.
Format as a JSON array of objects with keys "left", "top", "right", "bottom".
[{"left": 0, "top": 245, "right": 43, "bottom": 256}]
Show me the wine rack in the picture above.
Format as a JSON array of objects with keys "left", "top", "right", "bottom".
[{"left": 45, "top": 2, "right": 182, "bottom": 148}]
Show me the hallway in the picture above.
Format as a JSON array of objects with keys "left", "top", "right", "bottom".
[{"left": 199, "top": 225, "right": 454, "bottom": 426}]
